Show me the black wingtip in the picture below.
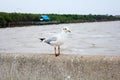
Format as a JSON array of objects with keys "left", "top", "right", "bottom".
[{"left": 39, "top": 38, "right": 46, "bottom": 42}]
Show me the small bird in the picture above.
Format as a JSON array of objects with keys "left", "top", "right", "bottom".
[{"left": 39, "top": 27, "right": 71, "bottom": 57}]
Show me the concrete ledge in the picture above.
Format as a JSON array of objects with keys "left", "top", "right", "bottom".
[{"left": 0, "top": 53, "right": 120, "bottom": 80}]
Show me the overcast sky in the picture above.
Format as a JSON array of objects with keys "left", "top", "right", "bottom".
[{"left": 0, "top": 0, "right": 120, "bottom": 15}]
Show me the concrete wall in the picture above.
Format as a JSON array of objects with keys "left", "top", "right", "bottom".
[{"left": 0, "top": 53, "right": 120, "bottom": 80}]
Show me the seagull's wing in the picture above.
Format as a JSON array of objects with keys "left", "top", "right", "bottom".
[{"left": 45, "top": 36, "right": 57, "bottom": 44}]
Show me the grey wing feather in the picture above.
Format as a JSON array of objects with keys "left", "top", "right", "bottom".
[{"left": 45, "top": 37, "right": 57, "bottom": 44}]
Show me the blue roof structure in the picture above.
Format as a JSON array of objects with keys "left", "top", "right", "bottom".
[{"left": 40, "top": 15, "right": 50, "bottom": 21}]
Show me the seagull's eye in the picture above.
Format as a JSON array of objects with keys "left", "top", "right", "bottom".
[{"left": 63, "top": 28, "right": 67, "bottom": 30}]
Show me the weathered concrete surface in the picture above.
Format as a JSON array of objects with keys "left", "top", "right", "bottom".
[{"left": 0, "top": 53, "right": 120, "bottom": 80}]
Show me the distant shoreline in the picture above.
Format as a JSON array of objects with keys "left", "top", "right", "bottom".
[
  {"left": 0, "top": 12, "right": 120, "bottom": 28},
  {"left": 0, "top": 20, "right": 120, "bottom": 28}
]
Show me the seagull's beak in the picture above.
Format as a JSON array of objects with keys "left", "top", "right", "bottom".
[{"left": 67, "top": 30, "right": 71, "bottom": 32}]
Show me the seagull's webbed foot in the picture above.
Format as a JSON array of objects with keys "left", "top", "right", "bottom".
[{"left": 55, "top": 53, "right": 60, "bottom": 57}]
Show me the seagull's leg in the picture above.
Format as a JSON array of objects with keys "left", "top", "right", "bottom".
[
  {"left": 54, "top": 47, "right": 57, "bottom": 57},
  {"left": 58, "top": 46, "right": 60, "bottom": 56}
]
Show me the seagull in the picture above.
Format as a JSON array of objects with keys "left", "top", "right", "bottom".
[{"left": 39, "top": 27, "right": 71, "bottom": 57}]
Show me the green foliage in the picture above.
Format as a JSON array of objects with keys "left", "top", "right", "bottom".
[
  {"left": 48, "top": 14, "right": 120, "bottom": 23},
  {"left": 0, "top": 16, "right": 6, "bottom": 27},
  {"left": 0, "top": 12, "right": 120, "bottom": 27}
]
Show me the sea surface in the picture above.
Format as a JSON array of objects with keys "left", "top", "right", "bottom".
[{"left": 0, "top": 21, "right": 120, "bottom": 55}]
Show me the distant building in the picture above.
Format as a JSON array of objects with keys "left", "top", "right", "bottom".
[{"left": 40, "top": 15, "right": 50, "bottom": 21}]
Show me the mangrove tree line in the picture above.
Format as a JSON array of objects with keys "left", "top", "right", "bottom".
[{"left": 0, "top": 12, "right": 120, "bottom": 28}]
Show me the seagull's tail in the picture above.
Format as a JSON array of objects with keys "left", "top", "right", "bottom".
[{"left": 39, "top": 38, "right": 46, "bottom": 42}]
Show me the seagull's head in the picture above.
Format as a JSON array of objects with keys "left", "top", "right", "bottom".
[{"left": 62, "top": 27, "right": 71, "bottom": 33}]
